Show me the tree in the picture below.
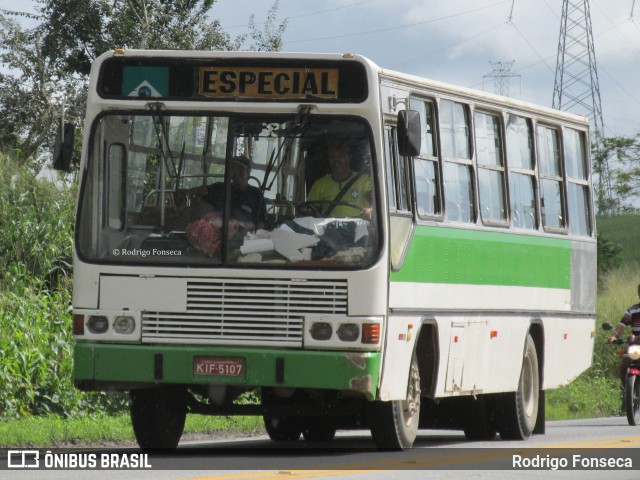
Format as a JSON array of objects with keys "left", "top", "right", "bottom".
[
  {"left": 594, "top": 135, "right": 640, "bottom": 214},
  {"left": 39, "top": 0, "right": 287, "bottom": 76},
  {"left": 0, "top": 0, "right": 287, "bottom": 168},
  {"left": 0, "top": 13, "right": 85, "bottom": 170}
]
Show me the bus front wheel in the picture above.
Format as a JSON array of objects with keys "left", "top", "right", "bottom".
[
  {"left": 368, "top": 353, "right": 421, "bottom": 450},
  {"left": 130, "top": 386, "right": 187, "bottom": 451},
  {"left": 498, "top": 334, "right": 539, "bottom": 440}
]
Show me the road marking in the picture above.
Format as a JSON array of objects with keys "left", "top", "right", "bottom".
[{"left": 179, "top": 435, "right": 640, "bottom": 480}]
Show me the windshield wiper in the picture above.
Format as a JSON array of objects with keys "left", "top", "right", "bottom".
[
  {"left": 147, "top": 102, "right": 178, "bottom": 178},
  {"left": 146, "top": 102, "right": 178, "bottom": 232},
  {"left": 261, "top": 104, "right": 312, "bottom": 193}
]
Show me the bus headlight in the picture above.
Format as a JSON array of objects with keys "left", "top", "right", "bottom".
[
  {"left": 628, "top": 345, "right": 640, "bottom": 360},
  {"left": 87, "top": 316, "right": 109, "bottom": 334},
  {"left": 337, "top": 323, "right": 359, "bottom": 342},
  {"left": 113, "top": 316, "right": 136, "bottom": 335},
  {"left": 310, "top": 322, "right": 333, "bottom": 340}
]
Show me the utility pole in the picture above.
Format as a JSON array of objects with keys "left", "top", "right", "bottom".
[
  {"left": 552, "top": 0, "right": 611, "bottom": 214},
  {"left": 483, "top": 61, "right": 521, "bottom": 97}
]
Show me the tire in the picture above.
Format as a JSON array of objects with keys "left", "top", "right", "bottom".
[
  {"left": 263, "top": 414, "right": 302, "bottom": 442},
  {"left": 625, "top": 374, "right": 640, "bottom": 425},
  {"left": 129, "top": 386, "right": 187, "bottom": 451},
  {"left": 369, "top": 353, "right": 421, "bottom": 450},
  {"left": 302, "top": 419, "right": 337, "bottom": 442},
  {"left": 498, "top": 334, "right": 539, "bottom": 440}
]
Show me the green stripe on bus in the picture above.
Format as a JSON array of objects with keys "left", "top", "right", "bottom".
[{"left": 391, "top": 225, "right": 571, "bottom": 289}]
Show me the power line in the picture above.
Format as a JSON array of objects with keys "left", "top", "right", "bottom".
[
  {"left": 286, "top": 0, "right": 511, "bottom": 44},
  {"left": 391, "top": 21, "right": 507, "bottom": 69},
  {"left": 221, "top": 0, "right": 379, "bottom": 29}
]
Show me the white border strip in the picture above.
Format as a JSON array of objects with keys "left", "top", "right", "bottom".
[{"left": 390, "top": 282, "right": 571, "bottom": 312}]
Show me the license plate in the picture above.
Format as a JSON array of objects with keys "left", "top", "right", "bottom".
[{"left": 193, "top": 357, "right": 245, "bottom": 377}]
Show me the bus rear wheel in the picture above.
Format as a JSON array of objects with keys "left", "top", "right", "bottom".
[
  {"left": 498, "top": 334, "right": 539, "bottom": 440},
  {"left": 130, "top": 386, "right": 187, "bottom": 451},
  {"left": 368, "top": 353, "right": 421, "bottom": 450}
]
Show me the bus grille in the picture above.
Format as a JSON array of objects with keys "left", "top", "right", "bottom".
[{"left": 141, "top": 278, "right": 348, "bottom": 346}]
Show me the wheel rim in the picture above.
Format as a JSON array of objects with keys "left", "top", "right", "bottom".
[
  {"left": 522, "top": 350, "right": 535, "bottom": 417},
  {"left": 402, "top": 360, "right": 421, "bottom": 427}
]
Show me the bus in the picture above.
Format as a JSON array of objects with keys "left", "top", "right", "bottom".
[{"left": 58, "top": 49, "right": 596, "bottom": 450}]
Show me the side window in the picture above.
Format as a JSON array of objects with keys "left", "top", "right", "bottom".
[
  {"left": 565, "top": 128, "right": 591, "bottom": 236},
  {"left": 441, "top": 100, "right": 471, "bottom": 160},
  {"left": 410, "top": 97, "right": 440, "bottom": 217},
  {"left": 474, "top": 111, "right": 506, "bottom": 224},
  {"left": 506, "top": 115, "right": 537, "bottom": 229},
  {"left": 537, "top": 124, "right": 566, "bottom": 230},
  {"left": 384, "top": 125, "right": 411, "bottom": 213},
  {"left": 440, "top": 99, "right": 474, "bottom": 223}
]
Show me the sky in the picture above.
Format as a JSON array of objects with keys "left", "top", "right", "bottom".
[{"left": 2, "top": 0, "right": 640, "bottom": 137}]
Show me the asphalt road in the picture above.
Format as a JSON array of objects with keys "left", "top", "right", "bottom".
[{"left": 3, "top": 417, "right": 640, "bottom": 480}]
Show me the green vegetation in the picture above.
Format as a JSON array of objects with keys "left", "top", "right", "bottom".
[
  {"left": 596, "top": 214, "right": 640, "bottom": 264},
  {"left": 0, "top": 413, "right": 263, "bottom": 447},
  {"left": 0, "top": 154, "right": 126, "bottom": 420}
]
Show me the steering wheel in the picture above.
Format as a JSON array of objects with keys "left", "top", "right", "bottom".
[{"left": 296, "top": 200, "right": 366, "bottom": 218}]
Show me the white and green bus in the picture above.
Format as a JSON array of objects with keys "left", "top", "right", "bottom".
[{"left": 61, "top": 49, "right": 596, "bottom": 450}]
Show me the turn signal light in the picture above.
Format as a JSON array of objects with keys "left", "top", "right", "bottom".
[
  {"left": 361, "top": 323, "right": 380, "bottom": 344},
  {"left": 73, "top": 314, "right": 85, "bottom": 335}
]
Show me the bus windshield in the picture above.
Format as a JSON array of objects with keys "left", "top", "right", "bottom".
[{"left": 77, "top": 111, "right": 379, "bottom": 268}]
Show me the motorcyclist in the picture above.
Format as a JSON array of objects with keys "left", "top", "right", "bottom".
[{"left": 607, "top": 283, "right": 640, "bottom": 389}]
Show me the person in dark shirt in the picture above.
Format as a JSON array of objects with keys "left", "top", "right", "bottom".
[
  {"left": 608, "top": 284, "right": 640, "bottom": 386},
  {"left": 180, "top": 155, "right": 266, "bottom": 231}
]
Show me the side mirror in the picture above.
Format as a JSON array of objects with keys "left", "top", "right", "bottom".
[
  {"left": 53, "top": 123, "right": 75, "bottom": 172},
  {"left": 397, "top": 110, "right": 421, "bottom": 157}
]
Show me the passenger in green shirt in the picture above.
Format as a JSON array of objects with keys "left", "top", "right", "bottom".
[{"left": 307, "top": 142, "right": 373, "bottom": 218}]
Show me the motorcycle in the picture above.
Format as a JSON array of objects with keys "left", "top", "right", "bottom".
[{"left": 603, "top": 323, "right": 640, "bottom": 425}]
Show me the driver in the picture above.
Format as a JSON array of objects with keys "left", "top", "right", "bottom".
[
  {"left": 178, "top": 155, "right": 266, "bottom": 230},
  {"left": 307, "top": 142, "right": 373, "bottom": 218}
]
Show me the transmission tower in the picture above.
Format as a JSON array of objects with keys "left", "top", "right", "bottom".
[
  {"left": 483, "top": 61, "right": 521, "bottom": 97},
  {"left": 552, "top": 0, "right": 611, "bottom": 214}
]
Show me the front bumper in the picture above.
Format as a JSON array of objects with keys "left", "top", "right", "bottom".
[{"left": 73, "top": 343, "right": 381, "bottom": 399}]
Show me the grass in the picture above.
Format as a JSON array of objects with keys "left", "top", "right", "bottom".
[{"left": 0, "top": 413, "right": 264, "bottom": 447}]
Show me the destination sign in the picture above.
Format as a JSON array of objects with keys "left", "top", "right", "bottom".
[
  {"left": 198, "top": 67, "right": 339, "bottom": 99},
  {"left": 98, "top": 57, "right": 367, "bottom": 102}
]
